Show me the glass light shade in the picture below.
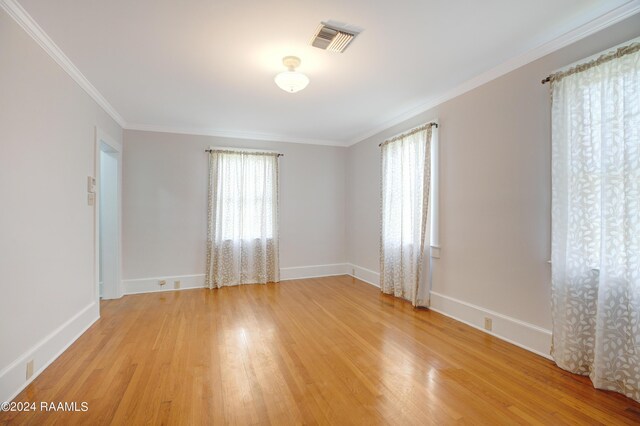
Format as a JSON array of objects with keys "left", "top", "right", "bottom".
[{"left": 274, "top": 71, "right": 309, "bottom": 93}]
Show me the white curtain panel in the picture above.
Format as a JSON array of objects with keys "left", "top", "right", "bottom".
[
  {"left": 551, "top": 44, "right": 640, "bottom": 402},
  {"left": 206, "top": 150, "right": 280, "bottom": 288},
  {"left": 380, "top": 126, "right": 432, "bottom": 307}
]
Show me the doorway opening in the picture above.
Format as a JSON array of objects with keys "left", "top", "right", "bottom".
[{"left": 96, "top": 128, "right": 122, "bottom": 301}]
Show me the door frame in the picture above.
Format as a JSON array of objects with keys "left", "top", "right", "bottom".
[{"left": 94, "top": 127, "right": 123, "bottom": 304}]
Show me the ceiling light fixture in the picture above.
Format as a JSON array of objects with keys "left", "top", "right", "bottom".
[{"left": 274, "top": 56, "right": 309, "bottom": 93}]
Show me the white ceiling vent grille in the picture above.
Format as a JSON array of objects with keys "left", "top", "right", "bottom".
[{"left": 310, "top": 22, "right": 360, "bottom": 53}]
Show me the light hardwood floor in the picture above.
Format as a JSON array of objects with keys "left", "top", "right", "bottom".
[{"left": 2, "top": 275, "right": 639, "bottom": 425}]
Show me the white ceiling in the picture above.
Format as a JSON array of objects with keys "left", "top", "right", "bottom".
[{"left": 13, "top": 0, "right": 639, "bottom": 145}]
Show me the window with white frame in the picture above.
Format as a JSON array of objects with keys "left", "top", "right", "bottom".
[
  {"left": 205, "top": 149, "right": 280, "bottom": 287},
  {"left": 549, "top": 39, "right": 640, "bottom": 402},
  {"left": 379, "top": 123, "right": 436, "bottom": 307},
  {"left": 216, "top": 154, "right": 275, "bottom": 241}
]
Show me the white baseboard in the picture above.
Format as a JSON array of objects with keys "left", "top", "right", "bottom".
[
  {"left": 429, "top": 291, "right": 552, "bottom": 359},
  {"left": 348, "top": 263, "right": 380, "bottom": 287},
  {"left": 280, "top": 263, "right": 349, "bottom": 281},
  {"left": 123, "top": 264, "right": 352, "bottom": 294},
  {"left": 0, "top": 302, "right": 99, "bottom": 403},
  {"left": 123, "top": 274, "right": 206, "bottom": 295},
  {"left": 346, "top": 263, "right": 552, "bottom": 359}
]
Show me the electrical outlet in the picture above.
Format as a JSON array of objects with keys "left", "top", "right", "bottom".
[
  {"left": 87, "top": 193, "right": 95, "bottom": 206},
  {"left": 484, "top": 317, "right": 492, "bottom": 331},
  {"left": 351, "top": 268, "right": 355, "bottom": 276},
  {"left": 174, "top": 280, "right": 181, "bottom": 289},
  {"left": 26, "top": 360, "right": 34, "bottom": 380},
  {"left": 159, "top": 280, "right": 166, "bottom": 286}
]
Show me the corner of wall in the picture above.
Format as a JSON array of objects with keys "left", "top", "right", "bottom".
[
  {"left": 346, "top": 261, "right": 552, "bottom": 358},
  {"left": 0, "top": 302, "right": 99, "bottom": 403}
]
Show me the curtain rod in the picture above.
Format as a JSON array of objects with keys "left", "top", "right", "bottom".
[
  {"left": 541, "top": 41, "right": 640, "bottom": 85},
  {"left": 205, "top": 148, "right": 283, "bottom": 157},
  {"left": 378, "top": 122, "right": 438, "bottom": 147}
]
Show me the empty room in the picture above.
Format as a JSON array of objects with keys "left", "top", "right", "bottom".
[{"left": 2, "top": 0, "right": 640, "bottom": 424}]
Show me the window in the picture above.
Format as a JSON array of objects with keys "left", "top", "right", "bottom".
[
  {"left": 381, "top": 131, "right": 429, "bottom": 245},
  {"left": 205, "top": 149, "right": 280, "bottom": 287},
  {"left": 550, "top": 40, "right": 640, "bottom": 402},
  {"left": 380, "top": 124, "right": 435, "bottom": 306},
  {"left": 216, "top": 153, "right": 275, "bottom": 240}
]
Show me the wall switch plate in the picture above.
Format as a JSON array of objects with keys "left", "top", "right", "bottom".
[
  {"left": 174, "top": 280, "right": 181, "bottom": 289},
  {"left": 484, "top": 317, "right": 492, "bottom": 331},
  {"left": 87, "top": 193, "right": 95, "bottom": 206},
  {"left": 26, "top": 360, "right": 34, "bottom": 380},
  {"left": 87, "top": 176, "right": 96, "bottom": 193},
  {"left": 159, "top": 280, "right": 166, "bottom": 286}
]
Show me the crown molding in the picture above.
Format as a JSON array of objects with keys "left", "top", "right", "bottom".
[
  {"left": 125, "top": 123, "right": 347, "bottom": 147},
  {"left": 0, "top": 0, "right": 127, "bottom": 128},
  {"left": 4, "top": 0, "right": 639, "bottom": 147},
  {"left": 0, "top": 0, "right": 343, "bottom": 147},
  {"left": 346, "top": 0, "right": 640, "bottom": 146}
]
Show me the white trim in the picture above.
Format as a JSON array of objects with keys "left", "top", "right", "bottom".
[
  {"left": 430, "top": 128, "right": 440, "bottom": 248},
  {"left": 3, "top": 0, "right": 637, "bottom": 147},
  {"left": 95, "top": 127, "right": 124, "bottom": 301},
  {"left": 126, "top": 123, "right": 346, "bottom": 147},
  {"left": 348, "top": 263, "right": 380, "bottom": 287},
  {"left": 0, "top": 302, "right": 99, "bottom": 403},
  {"left": 0, "top": 0, "right": 126, "bottom": 128},
  {"left": 429, "top": 291, "right": 552, "bottom": 359},
  {"left": 123, "top": 265, "right": 353, "bottom": 294},
  {"left": 124, "top": 274, "right": 206, "bottom": 295},
  {"left": 347, "top": 256, "right": 445, "bottom": 288},
  {"left": 430, "top": 246, "right": 441, "bottom": 259},
  {"left": 97, "top": 128, "right": 123, "bottom": 152},
  {"left": 280, "top": 263, "right": 350, "bottom": 281},
  {"left": 346, "top": 263, "right": 552, "bottom": 358},
  {"left": 346, "top": 1, "right": 640, "bottom": 145},
  {"left": 552, "top": 34, "right": 640, "bottom": 75}
]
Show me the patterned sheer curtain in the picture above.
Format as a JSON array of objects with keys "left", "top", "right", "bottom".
[
  {"left": 551, "top": 41, "right": 640, "bottom": 402},
  {"left": 380, "top": 125, "right": 432, "bottom": 307},
  {"left": 205, "top": 150, "right": 280, "bottom": 288}
]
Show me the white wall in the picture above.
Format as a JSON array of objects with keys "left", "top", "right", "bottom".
[
  {"left": 346, "top": 13, "right": 640, "bottom": 356},
  {"left": 0, "top": 8, "right": 122, "bottom": 402},
  {"left": 122, "top": 130, "right": 347, "bottom": 291}
]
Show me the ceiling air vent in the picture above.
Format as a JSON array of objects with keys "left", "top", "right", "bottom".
[{"left": 310, "top": 22, "right": 360, "bottom": 53}]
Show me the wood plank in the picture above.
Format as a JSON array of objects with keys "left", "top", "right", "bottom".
[{"left": 1, "top": 276, "right": 639, "bottom": 425}]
